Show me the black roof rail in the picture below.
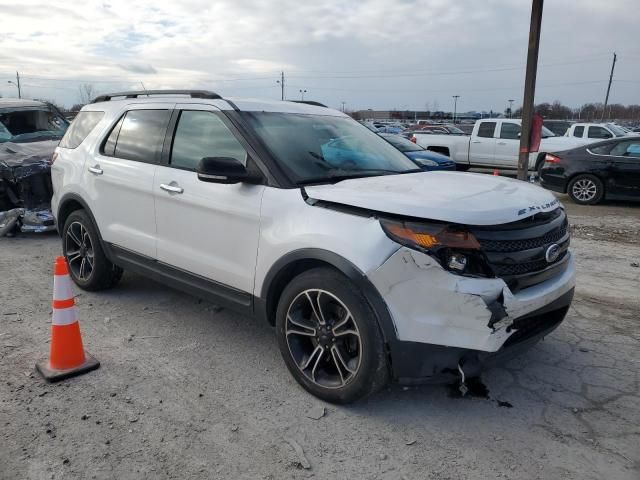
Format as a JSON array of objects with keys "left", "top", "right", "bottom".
[
  {"left": 91, "top": 90, "right": 222, "bottom": 103},
  {"left": 290, "top": 100, "right": 328, "bottom": 108}
]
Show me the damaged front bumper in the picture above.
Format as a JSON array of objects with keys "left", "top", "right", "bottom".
[{"left": 368, "top": 247, "right": 575, "bottom": 383}]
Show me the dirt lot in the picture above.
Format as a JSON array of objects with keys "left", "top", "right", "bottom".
[{"left": 1, "top": 195, "right": 639, "bottom": 480}]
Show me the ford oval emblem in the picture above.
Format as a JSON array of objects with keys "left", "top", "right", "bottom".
[{"left": 545, "top": 243, "right": 561, "bottom": 263}]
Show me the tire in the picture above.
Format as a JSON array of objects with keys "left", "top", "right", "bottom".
[
  {"left": 275, "top": 267, "right": 389, "bottom": 404},
  {"left": 455, "top": 164, "right": 470, "bottom": 172},
  {"left": 535, "top": 154, "right": 546, "bottom": 177},
  {"left": 567, "top": 174, "right": 604, "bottom": 205},
  {"left": 62, "top": 210, "right": 123, "bottom": 291}
]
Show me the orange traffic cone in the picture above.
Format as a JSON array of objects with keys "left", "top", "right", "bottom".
[
  {"left": 36, "top": 257, "right": 100, "bottom": 382},
  {"left": 493, "top": 169, "right": 500, "bottom": 176}
]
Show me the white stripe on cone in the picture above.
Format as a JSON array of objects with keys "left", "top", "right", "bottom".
[
  {"left": 53, "top": 274, "right": 74, "bottom": 301},
  {"left": 52, "top": 306, "right": 78, "bottom": 326}
]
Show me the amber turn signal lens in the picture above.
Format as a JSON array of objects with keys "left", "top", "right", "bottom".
[{"left": 381, "top": 220, "right": 480, "bottom": 250}]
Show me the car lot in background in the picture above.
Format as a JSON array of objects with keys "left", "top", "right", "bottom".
[
  {"left": 379, "top": 133, "right": 455, "bottom": 171},
  {"left": 540, "top": 137, "right": 640, "bottom": 204},
  {"left": 409, "top": 124, "right": 466, "bottom": 135}
]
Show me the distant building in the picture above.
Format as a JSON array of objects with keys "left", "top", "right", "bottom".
[{"left": 350, "top": 109, "right": 498, "bottom": 122}]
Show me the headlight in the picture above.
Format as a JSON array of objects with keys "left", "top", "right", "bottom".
[
  {"left": 380, "top": 219, "right": 490, "bottom": 276},
  {"left": 380, "top": 219, "right": 480, "bottom": 250},
  {"left": 417, "top": 159, "right": 438, "bottom": 167}
]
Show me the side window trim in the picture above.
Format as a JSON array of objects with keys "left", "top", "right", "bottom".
[{"left": 100, "top": 113, "right": 125, "bottom": 157}]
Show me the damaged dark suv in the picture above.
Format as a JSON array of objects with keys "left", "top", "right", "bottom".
[{"left": 0, "top": 98, "right": 69, "bottom": 236}]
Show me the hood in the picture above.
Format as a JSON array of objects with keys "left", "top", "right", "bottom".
[{"left": 305, "top": 171, "right": 561, "bottom": 226}]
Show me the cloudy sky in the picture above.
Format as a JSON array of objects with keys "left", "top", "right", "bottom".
[{"left": 0, "top": 0, "right": 638, "bottom": 112}]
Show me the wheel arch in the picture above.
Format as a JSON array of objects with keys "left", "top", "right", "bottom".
[
  {"left": 567, "top": 171, "right": 607, "bottom": 197},
  {"left": 426, "top": 146, "right": 450, "bottom": 157},
  {"left": 56, "top": 194, "right": 109, "bottom": 252},
  {"left": 257, "top": 249, "right": 397, "bottom": 349}
]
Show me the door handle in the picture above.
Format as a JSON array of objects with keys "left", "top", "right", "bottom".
[
  {"left": 160, "top": 183, "right": 184, "bottom": 194},
  {"left": 471, "top": 140, "right": 482, "bottom": 144},
  {"left": 497, "top": 142, "right": 507, "bottom": 145},
  {"left": 88, "top": 165, "right": 103, "bottom": 175}
]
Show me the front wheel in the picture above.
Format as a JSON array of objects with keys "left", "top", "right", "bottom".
[
  {"left": 567, "top": 174, "right": 604, "bottom": 205},
  {"left": 275, "top": 268, "right": 389, "bottom": 404}
]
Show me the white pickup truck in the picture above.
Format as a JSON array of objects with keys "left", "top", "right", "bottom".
[
  {"left": 413, "top": 119, "right": 585, "bottom": 172},
  {"left": 565, "top": 122, "right": 638, "bottom": 143}
]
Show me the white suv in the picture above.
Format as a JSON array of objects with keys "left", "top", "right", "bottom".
[{"left": 52, "top": 90, "right": 575, "bottom": 403}]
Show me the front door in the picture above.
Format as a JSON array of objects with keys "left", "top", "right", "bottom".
[
  {"left": 469, "top": 121, "right": 497, "bottom": 166},
  {"left": 154, "top": 104, "right": 265, "bottom": 295}
]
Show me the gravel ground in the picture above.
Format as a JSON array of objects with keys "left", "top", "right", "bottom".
[{"left": 1, "top": 198, "right": 639, "bottom": 480}]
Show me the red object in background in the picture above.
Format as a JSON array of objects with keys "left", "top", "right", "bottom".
[
  {"left": 529, "top": 114, "right": 543, "bottom": 152},
  {"left": 410, "top": 136, "right": 417, "bottom": 143}
]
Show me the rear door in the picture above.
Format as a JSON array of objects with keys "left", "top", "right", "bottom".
[
  {"left": 469, "top": 121, "right": 497, "bottom": 166},
  {"left": 85, "top": 104, "right": 172, "bottom": 258},
  {"left": 587, "top": 126, "right": 614, "bottom": 141},
  {"left": 154, "top": 103, "right": 265, "bottom": 295},
  {"left": 494, "top": 121, "right": 521, "bottom": 167},
  {"left": 603, "top": 140, "right": 640, "bottom": 198}
]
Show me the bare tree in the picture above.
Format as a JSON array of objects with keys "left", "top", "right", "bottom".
[{"left": 77, "top": 84, "right": 96, "bottom": 105}]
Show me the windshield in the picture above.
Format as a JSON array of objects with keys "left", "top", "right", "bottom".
[
  {"left": 380, "top": 134, "right": 423, "bottom": 152},
  {"left": 606, "top": 124, "right": 627, "bottom": 137},
  {"left": 0, "top": 107, "right": 69, "bottom": 143},
  {"left": 241, "top": 112, "right": 420, "bottom": 184}
]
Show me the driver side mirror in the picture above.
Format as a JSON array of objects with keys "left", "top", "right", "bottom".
[{"left": 196, "top": 157, "right": 260, "bottom": 184}]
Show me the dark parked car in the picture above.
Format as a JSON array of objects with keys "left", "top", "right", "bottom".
[
  {"left": 539, "top": 137, "right": 640, "bottom": 204},
  {"left": 379, "top": 133, "right": 455, "bottom": 171}
]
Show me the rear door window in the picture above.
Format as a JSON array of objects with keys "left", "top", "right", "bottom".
[
  {"left": 477, "top": 122, "right": 496, "bottom": 138},
  {"left": 499, "top": 122, "right": 521, "bottom": 140},
  {"left": 572, "top": 126, "right": 584, "bottom": 138},
  {"left": 610, "top": 140, "right": 640, "bottom": 158},
  {"left": 107, "top": 110, "right": 170, "bottom": 163},
  {"left": 59, "top": 111, "right": 104, "bottom": 149}
]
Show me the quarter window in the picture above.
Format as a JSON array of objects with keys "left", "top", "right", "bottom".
[
  {"left": 477, "top": 122, "right": 496, "bottom": 138},
  {"left": 104, "top": 109, "right": 170, "bottom": 163},
  {"left": 59, "top": 111, "right": 104, "bottom": 149},
  {"left": 170, "top": 111, "right": 247, "bottom": 170},
  {"left": 499, "top": 123, "right": 521, "bottom": 140},
  {"left": 572, "top": 126, "right": 584, "bottom": 138}
]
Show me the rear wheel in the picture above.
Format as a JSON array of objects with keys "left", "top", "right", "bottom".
[
  {"left": 567, "top": 174, "right": 604, "bottom": 205},
  {"left": 62, "top": 210, "right": 123, "bottom": 291},
  {"left": 275, "top": 268, "right": 389, "bottom": 404}
]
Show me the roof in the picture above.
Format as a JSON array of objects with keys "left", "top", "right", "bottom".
[
  {"left": 0, "top": 98, "right": 49, "bottom": 109},
  {"left": 85, "top": 91, "right": 345, "bottom": 117}
]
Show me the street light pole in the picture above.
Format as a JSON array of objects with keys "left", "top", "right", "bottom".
[
  {"left": 517, "top": 0, "right": 544, "bottom": 181},
  {"left": 7, "top": 71, "right": 21, "bottom": 98},
  {"left": 299, "top": 89, "right": 307, "bottom": 101},
  {"left": 452, "top": 95, "right": 460, "bottom": 124},
  {"left": 508, "top": 99, "right": 515, "bottom": 118},
  {"left": 341, "top": 101, "right": 346, "bottom": 113}
]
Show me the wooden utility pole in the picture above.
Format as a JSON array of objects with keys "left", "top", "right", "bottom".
[
  {"left": 276, "top": 71, "right": 285, "bottom": 100},
  {"left": 517, "top": 0, "right": 544, "bottom": 181},
  {"left": 601, "top": 52, "right": 617, "bottom": 121}
]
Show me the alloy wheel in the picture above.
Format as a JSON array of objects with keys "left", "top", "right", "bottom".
[
  {"left": 572, "top": 178, "right": 598, "bottom": 202},
  {"left": 285, "top": 289, "right": 362, "bottom": 389},
  {"left": 65, "top": 221, "right": 95, "bottom": 281}
]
